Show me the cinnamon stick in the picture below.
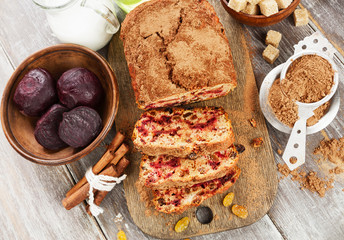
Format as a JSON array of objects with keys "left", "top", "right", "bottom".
[
  {"left": 66, "top": 132, "right": 127, "bottom": 197},
  {"left": 62, "top": 164, "right": 117, "bottom": 210},
  {"left": 86, "top": 157, "right": 130, "bottom": 215}
]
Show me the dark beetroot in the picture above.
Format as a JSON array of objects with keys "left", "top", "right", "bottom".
[
  {"left": 34, "top": 104, "right": 69, "bottom": 150},
  {"left": 57, "top": 67, "right": 103, "bottom": 109},
  {"left": 58, "top": 106, "right": 102, "bottom": 148},
  {"left": 13, "top": 68, "right": 57, "bottom": 116}
]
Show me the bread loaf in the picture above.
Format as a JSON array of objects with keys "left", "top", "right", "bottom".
[
  {"left": 151, "top": 166, "right": 241, "bottom": 214},
  {"left": 140, "top": 145, "right": 239, "bottom": 189},
  {"left": 120, "top": 0, "right": 237, "bottom": 109},
  {"left": 132, "top": 107, "right": 235, "bottom": 158}
]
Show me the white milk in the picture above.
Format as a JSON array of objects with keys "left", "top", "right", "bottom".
[{"left": 35, "top": 0, "right": 119, "bottom": 51}]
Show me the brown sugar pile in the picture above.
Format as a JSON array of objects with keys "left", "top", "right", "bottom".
[
  {"left": 268, "top": 78, "right": 330, "bottom": 127},
  {"left": 277, "top": 163, "right": 334, "bottom": 197},
  {"left": 314, "top": 137, "right": 344, "bottom": 175},
  {"left": 280, "top": 54, "right": 334, "bottom": 103}
]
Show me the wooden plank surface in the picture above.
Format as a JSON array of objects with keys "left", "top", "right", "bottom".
[
  {"left": 108, "top": 0, "right": 278, "bottom": 238},
  {"left": 0, "top": 0, "right": 343, "bottom": 239}
]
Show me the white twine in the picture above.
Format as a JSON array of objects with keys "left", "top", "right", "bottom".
[{"left": 85, "top": 167, "right": 127, "bottom": 216}]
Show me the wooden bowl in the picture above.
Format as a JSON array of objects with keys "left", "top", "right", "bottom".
[
  {"left": 0, "top": 44, "right": 119, "bottom": 166},
  {"left": 221, "top": 0, "right": 300, "bottom": 27}
]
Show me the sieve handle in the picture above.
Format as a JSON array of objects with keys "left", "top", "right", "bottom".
[{"left": 282, "top": 118, "right": 308, "bottom": 170}]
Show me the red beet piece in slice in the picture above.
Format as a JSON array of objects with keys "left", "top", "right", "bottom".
[
  {"left": 57, "top": 67, "right": 103, "bottom": 109},
  {"left": 58, "top": 106, "right": 102, "bottom": 148},
  {"left": 34, "top": 104, "right": 69, "bottom": 150},
  {"left": 13, "top": 68, "right": 57, "bottom": 116}
]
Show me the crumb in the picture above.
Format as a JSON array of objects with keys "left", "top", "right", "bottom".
[
  {"left": 277, "top": 149, "right": 283, "bottom": 155},
  {"left": 249, "top": 118, "right": 257, "bottom": 127},
  {"left": 213, "top": 214, "right": 219, "bottom": 221},
  {"left": 289, "top": 157, "right": 297, "bottom": 164},
  {"left": 314, "top": 137, "right": 344, "bottom": 175},
  {"left": 277, "top": 163, "right": 334, "bottom": 197},
  {"left": 277, "top": 163, "right": 291, "bottom": 177},
  {"left": 251, "top": 137, "right": 263, "bottom": 148},
  {"left": 114, "top": 213, "right": 124, "bottom": 223}
]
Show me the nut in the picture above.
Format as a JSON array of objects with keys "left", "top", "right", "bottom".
[{"left": 251, "top": 137, "right": 263, "bottom": 148}]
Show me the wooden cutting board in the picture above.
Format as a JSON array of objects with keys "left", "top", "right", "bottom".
[{"left": 108, "top": 0, "right": 278, "bottom": 238}]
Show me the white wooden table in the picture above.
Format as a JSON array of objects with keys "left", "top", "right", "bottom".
[{"left": 1, "top": 0, "right": 343, "bottom": 239}]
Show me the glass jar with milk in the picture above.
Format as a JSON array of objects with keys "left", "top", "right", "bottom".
[{"left": 32, "top": 0, "right": 120, "bottom": 51}]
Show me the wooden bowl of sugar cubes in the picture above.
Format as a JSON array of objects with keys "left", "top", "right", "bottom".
[{"left": 221, "top": 0, "right": 301, "bottom": 27}]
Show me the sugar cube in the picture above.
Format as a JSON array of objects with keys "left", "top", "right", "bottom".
[
  {"left": 263, "top": 45, "right": 280, "bottom": 64},
  {"left": 228, "top": 0, "right": 248, "bottom": 12},
  {"left": 294, "top": 9, "right": 309, "bottom": 26},
  {"left": 275, "top": 0, "right": 292, "bottom": 9},
  {"left": 265, "top": 30, "right": 282, "bottom": 48},
  {"left": 247, "top": 0, "right": 261, "bottom": 4},
  {"left": 259, "top": 0, "right": 279, "bottom": 17},
  {"left": 243, "top": 3, "right": 260, "bottom": 15}
]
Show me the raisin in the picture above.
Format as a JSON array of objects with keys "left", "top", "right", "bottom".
[
  {"left": 234, "top": 144, "right": 245, "bottom": 153},
  {"left": 183, "top": 112, "right": 193, "bottom": 118},
  {"left": 166, "top": 107, "right": 173, "bottom": 114},
  {"left": 174, "top": 217, "right": 190, "bottom": 233},
  {"left": 158, "top": 198, "right": 165, "bottom": 206},
  {"left": 191, "top": 114, "right": 198, "bottom": 120},
  {"left": 172, "top": 115, "right": 181, "bottom": 121},
  {"left": 117, "top": 230, "right": 126, "bottom": 240},
  {"left": 232, "top": 204, "right": 248, "bottom": 219},
  {"left": 223, "top": 192, "right": 234, "bottom": 207}
]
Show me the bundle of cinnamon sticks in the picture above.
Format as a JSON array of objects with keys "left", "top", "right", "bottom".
[{"left": 62, "top": 132, "right": 130, "bottom": 215}]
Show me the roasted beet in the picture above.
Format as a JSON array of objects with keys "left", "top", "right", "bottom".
[
  {"left": 34, "top": 104, "right": 69, "bottom": 150},
  {"left": 58, "top": 106, "right": 102, "bottom": 148},
  {"left": 57, "top": 67, "right": 103, "bottom": 109},
  {"left": 13, "top": 68, "right": 57, "bottom": 116}
]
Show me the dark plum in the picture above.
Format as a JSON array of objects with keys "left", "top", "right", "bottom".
[
  {"left": 58, "top": 106, "right": 102, "bottom": 148},
  {"left": 13, "top": 68, "right": 57, "bottom": 116},
  {"left": 57, "top": 67, "right": 103, "bottom": 109},
  {"left": 34, "top": 104, "right": 69, "bottom": 150}
]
